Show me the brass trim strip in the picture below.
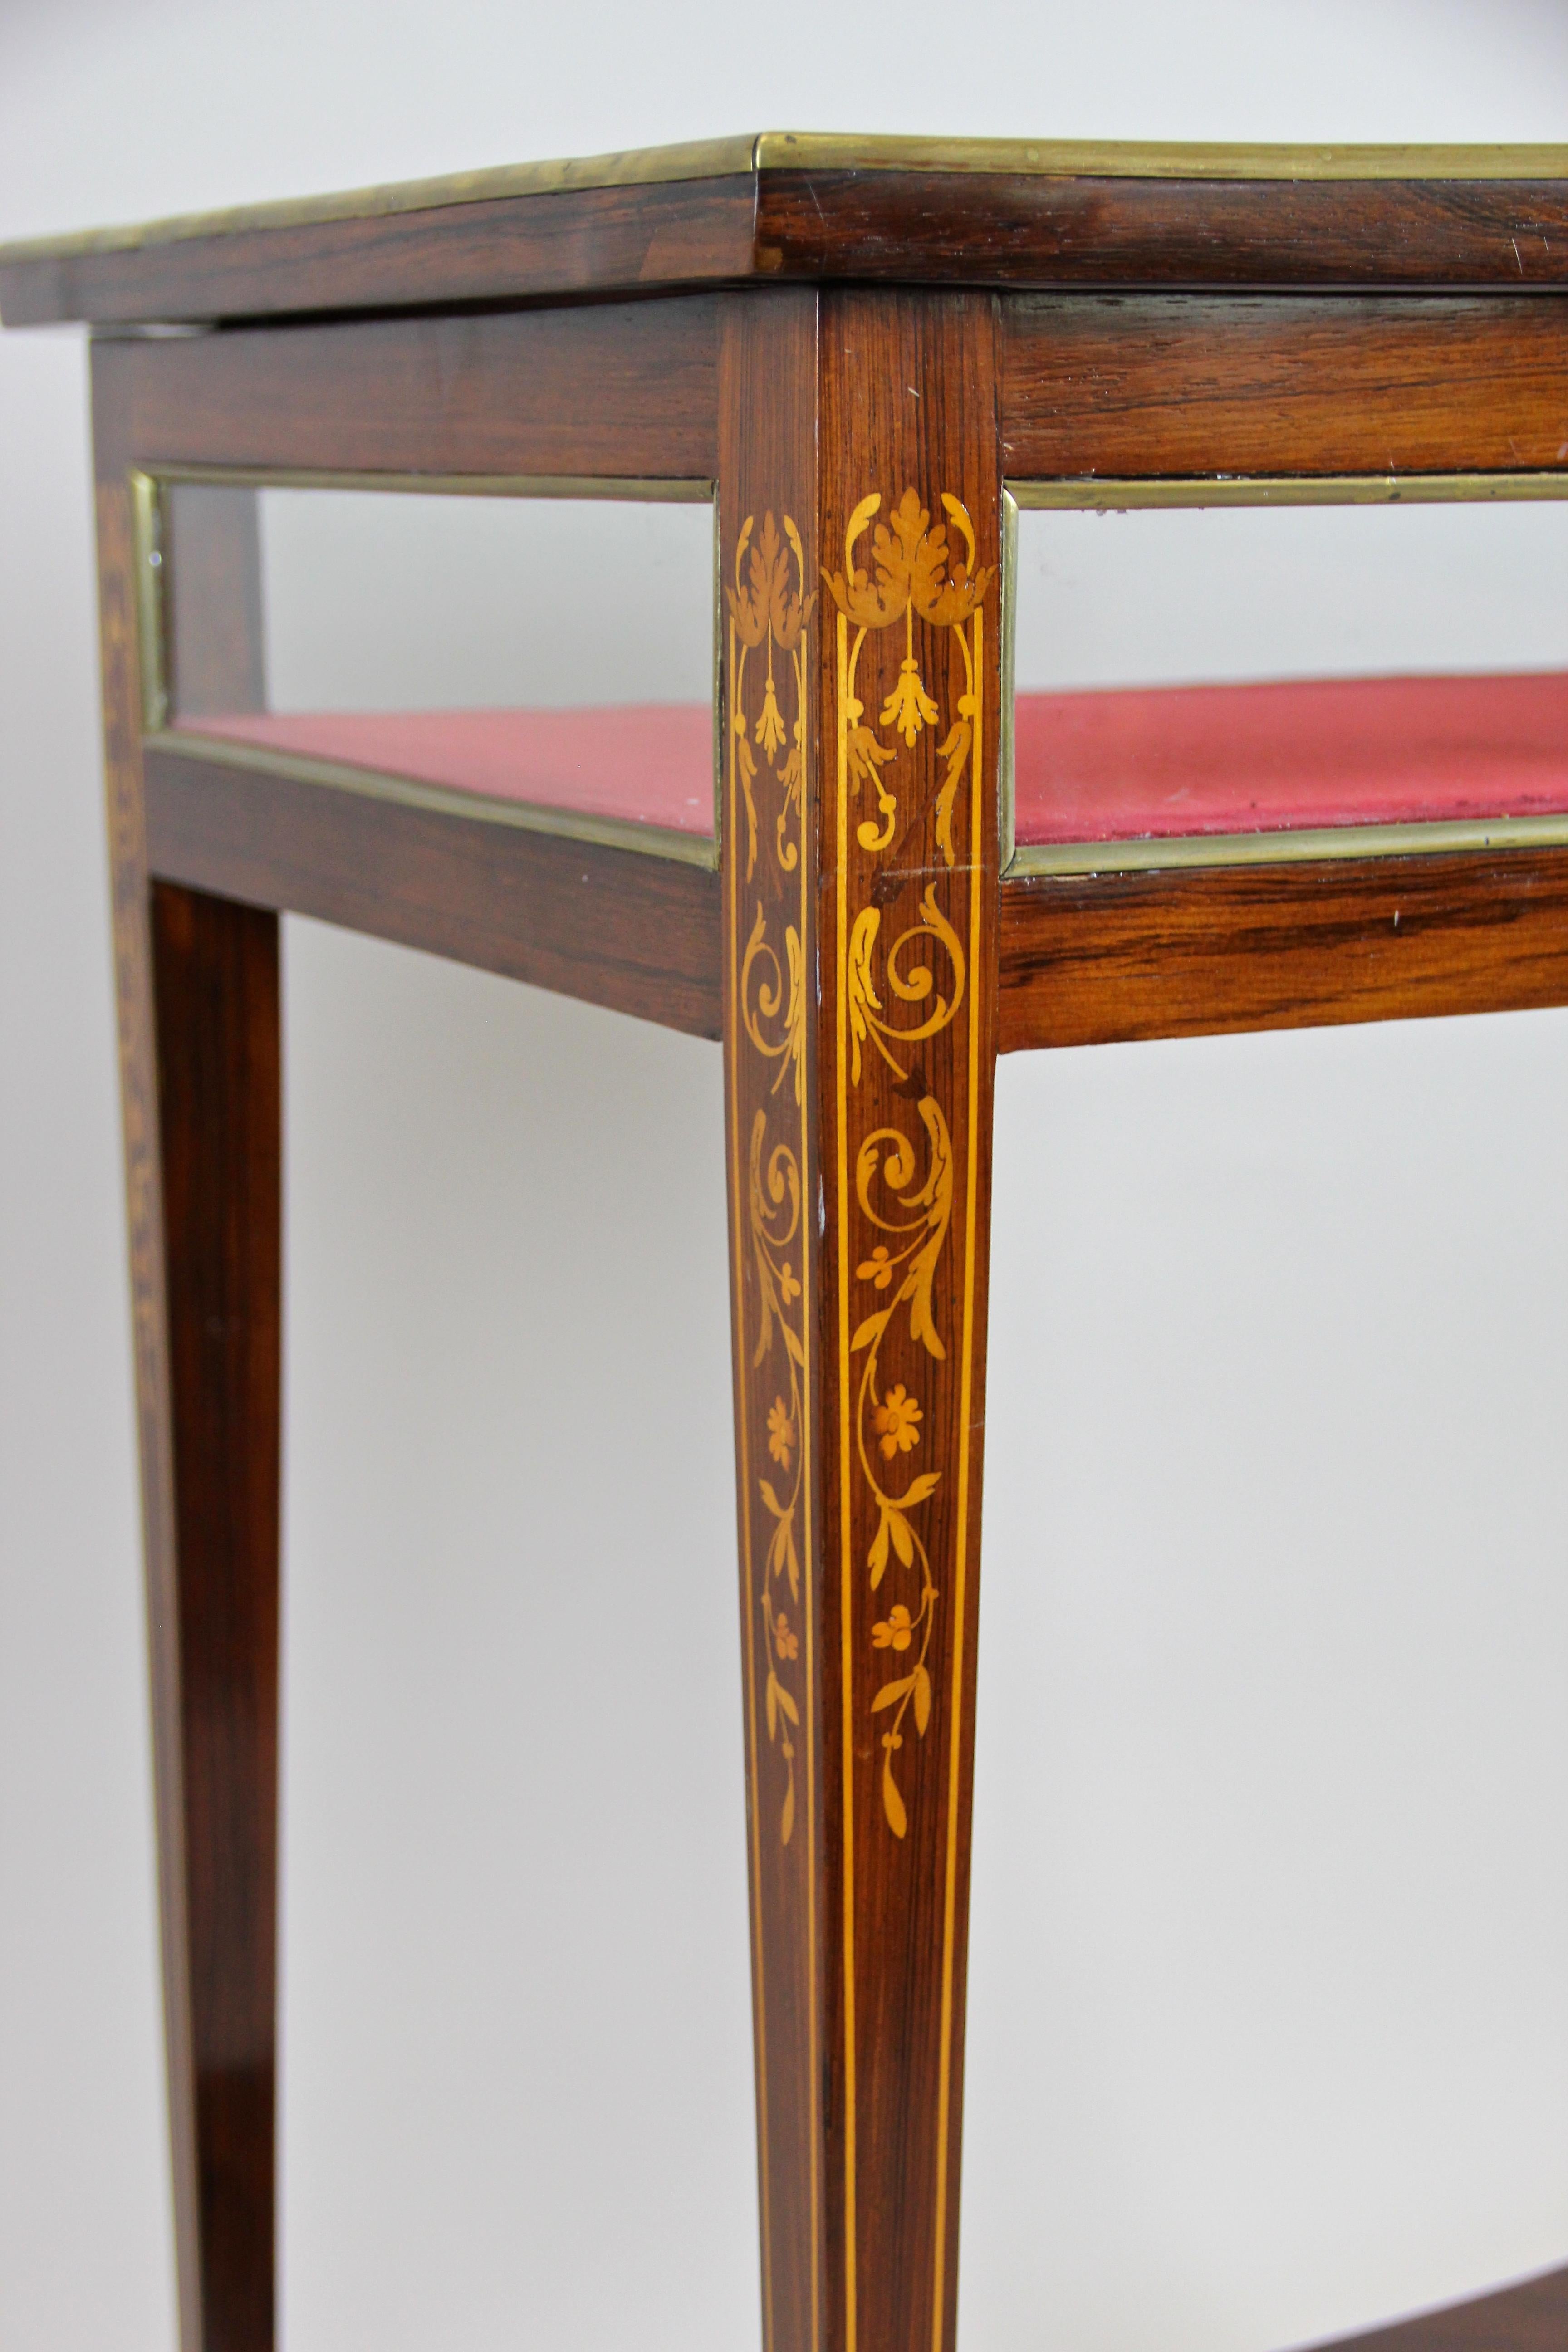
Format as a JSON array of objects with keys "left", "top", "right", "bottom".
[
  {"left": 130, "top": 464, "right": 721, "bottom": 869},
  {"left": 1011, "top": 472, "right": 1568, "bottom": 511},
  {"left": 7, "top": 134, "right": 1567, "bottom": 271},
  {"left": 755, "top": 132, "right": 1568, "bottom": 183},
  {"left": 146, "top": 726, "right": 720, "bottom": 870},
  {"left": 1010, "top": 813, "right": 1568, "bottom": 879},
  {"left": 130, "top": 469, "right": 168, "bottom": 734},
  {"left": 999, "top": 489, "right": 1019, "bottom": 875},
  {"left": 1005, "top": 469, "right": 1568, "bottom": 878},
  {"left": 145, "top": 462, "right": 714, "bottom": 502}
]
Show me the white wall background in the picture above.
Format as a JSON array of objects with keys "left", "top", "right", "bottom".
[{"left": 3, "top": 6, "right": 1567, "bottom": 2349}]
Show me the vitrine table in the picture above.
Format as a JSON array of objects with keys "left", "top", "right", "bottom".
[{"left": 5, "top": 133, "right": 1568, "bottom": 2352}]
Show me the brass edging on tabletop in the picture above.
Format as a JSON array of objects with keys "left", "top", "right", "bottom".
[
  {"left": 130, "top": 463, "right": 721, "bottom": 871},
  {"left": 1004, "top": 467, "right": 1568, "bottom": 880},
  {"left": 7, "top": 133, "right": 1568, "bottom": 270},
  {"left": 144, "top": 727, "right": 720, "bottom": 870},
  {"left": 754, "top": 132, "right": 1568, "bottom": 182},
  {"left": 0, "top": 138, "right": 761, "bottom": 264},
  {"left": 1010, "top": 814, "right": 1568, "bottom": 879}
]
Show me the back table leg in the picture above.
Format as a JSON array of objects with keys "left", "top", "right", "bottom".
[
  {"left": 150, "top": 881, "right": 281, "bottom": 2352},
  {"left": 720, "top": 287, "right": 1002, "bottom": 2352},
  {"left": 94, "top": 441, "right": 280, "bottom": 2352}
]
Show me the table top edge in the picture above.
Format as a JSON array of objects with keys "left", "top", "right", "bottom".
[{"left": 6, "top": 132, "right": 1568, "bottom": 275}]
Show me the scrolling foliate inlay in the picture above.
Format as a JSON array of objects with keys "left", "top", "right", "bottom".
[
  {"left": 730, "top": 513, "right": 816, "bottom": 1847},
  {"left": 825, "top": 489, "right": 992, "bottom": 1841}
]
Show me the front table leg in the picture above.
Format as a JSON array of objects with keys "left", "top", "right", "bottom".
[{"left": 720, "top": 288, "right": 1001, "bottom": 2352}]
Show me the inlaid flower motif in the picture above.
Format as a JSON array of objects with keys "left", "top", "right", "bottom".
[
  {"left": 881, "top": 654, "right": 939, "bottom": 749},
  {"left": 779, "top": 1259, "right": 801, "bottom": 1305},
  {"left": 756, "top": 672, "right": 786, "bottom": 760},
  {"left": 774, "top": 1612, "right": 799, "bottom": 1661},
  {"left": 858, "top": 1245, "right": 894, "bottom": 1291},
  {"left": 872, "top": 1384, "right": 922, "bottom": 1460},
  {"left": 767, "top": 1396, "right": 795, "bottom": 1470},
  {"left": 872, "top": 1603, "right": 915, "bottom": 1652}
]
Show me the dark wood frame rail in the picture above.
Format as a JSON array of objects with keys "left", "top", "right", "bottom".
[{"left": 4, "top": 134, "right": 1567, "bottom": 2352}]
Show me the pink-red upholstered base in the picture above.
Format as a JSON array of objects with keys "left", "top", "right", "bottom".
[
  {"left": 177, "top": 704, "right": 719, "bottom": 837},
  {"left": 176, "top": 669, "right": 1568, "bottom": 849},
  {"left": 1014, "top": 669, "right": 1568, "bottom": 843}
]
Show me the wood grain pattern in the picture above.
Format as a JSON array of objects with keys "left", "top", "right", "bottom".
[
  {"left": 94, "top": 358, "right": 281, "bottom": 2352},
  {"left": 94, "top": 412, "right": 206, "bottom": 2352},
  {"left": 10, "top": 165, "right": 1568, "bottom": 327},
  {"left": 822, "top": 289, "right": 1000, "bottom": 2352},
  {"left": 94, "top": 296, "right": 719, "bottom": 482},
  {"left": 151, "top": 880, "right": 280, "bottom": 2352},
  {"left": 756, "top": 171, "right": 1568, "bottom": 293},
  {"left": 1307, "top": 2265, "right": 1568, "bottom": 2352},
  {"left": 998, "top": 852, "right": 1568, "bottom": 1050},
  {"left": 0, "top": 175, "right": 758, "bottom": 326},
  {"left": 143, "top": 746, "right": 723, "bottom": 1038},
  {"left": 720, "top": 284, "right": 822, "bottom": 2352},
  {"left": 1001, "top": 294, "right": 1568, "bottom": 478},
  {"left": 720, "top": 281, "right": 1004, "bottom": 2352}
]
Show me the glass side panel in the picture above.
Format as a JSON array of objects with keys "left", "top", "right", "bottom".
[
  {"left": 1009, "top": 496, "right": 1568, "bottom": 858},
  {"left": 158, "top": 483, "right": 717, "bottom": 844}
]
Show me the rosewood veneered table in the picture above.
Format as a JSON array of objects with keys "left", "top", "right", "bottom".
[{"left": 4, "top": 133, "right": 1568, "bottom": 2352}]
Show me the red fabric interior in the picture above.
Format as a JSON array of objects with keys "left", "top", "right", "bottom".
[
  {"left": 176, "top": 703, "right": 717, "bottom": 837},
  {"left": 1013, "top": 669, "right": 1568, "bottom": 843},
  {"left": 176, "top": 669, "right": 1568, "bottom": 848}
]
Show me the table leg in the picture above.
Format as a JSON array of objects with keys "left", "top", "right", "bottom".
[
  {"left": 720, "top": 287, "right": 1001, "bottom": 2352},
  {"left": 94, "top": 446, "right": 280, "bottom": 2352},
  {"left": 150, "top": 881, "right": 280, "bottom": 2352}
]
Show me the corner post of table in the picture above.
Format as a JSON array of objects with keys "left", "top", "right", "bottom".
[
  {"left": 92, "top": 346, "right": 281, "bottom": 2352},
  {"left": 720, "top": 286, "right": 1002, "bottom": 2352}
]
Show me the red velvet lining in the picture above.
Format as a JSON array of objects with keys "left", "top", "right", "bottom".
[
  {"left": 1013, "top": 669, "right": 1568, "bottom": 843},
  {"left": 175, "top": 669, "right": 1568, "bottom": 850},
  {"left": 175, "top": 704, "right": 717, "bottom": 837}
]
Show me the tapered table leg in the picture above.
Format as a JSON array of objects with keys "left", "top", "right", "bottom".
[
  {"left": 720, "top": 287, "right": 1001, "bottom": 2352},
  {"left": 93, "top": 416, "right": 280, "bottom": 2352}
]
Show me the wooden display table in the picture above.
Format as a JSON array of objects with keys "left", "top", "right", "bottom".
[{"left": 4, "top": 134, "right": 1567, "bottom": 2352}]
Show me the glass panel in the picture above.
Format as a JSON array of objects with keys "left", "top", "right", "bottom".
[
  {"left": 158, "top": 481, "right": 717, "bottom": 846},
  {"left": 1009, "top": 494, "right": 1568, "bottom": 859}
]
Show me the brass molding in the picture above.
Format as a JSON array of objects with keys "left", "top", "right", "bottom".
[
  {"left": 999, "top": 489, "right": 1019, "bottom": 876},
  {"left": 142, "top": 462, "right": 714, "bottom": 502},
  {"left": 1012, "top": 472, "right": 1568, "bottom": 511},
  {"left": 129, "top": 463, "right": 721, "bottom": 870},
  {"left": 147, "top": 726, "right": 720, "bottom": 870},
  {"left": 129, "top": 469, "right": 168, "bottom": 735},
  {"left": 1004, "top": 469, "right": 1568, "bottom": 879},
  {"left": 756, "top": 133, "right": 1568, "bottom": 183},
  {"left": 7, "top": 134, "right": 1566, "bottom": 271},
  {"left": 1010, "top": 814, "right": 1568, "bottom": 881}
]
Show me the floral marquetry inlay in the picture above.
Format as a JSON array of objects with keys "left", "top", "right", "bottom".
[
  {"left": 730, "top": 510, "right": 816, "bottom": 1847},
  {"left": 826, "top": 487, "right": 992, "bottom": 1842}
]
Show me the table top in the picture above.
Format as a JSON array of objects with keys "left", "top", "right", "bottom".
[{"left": 5, "top": 134, "right": 1568, "bottom": 328}]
